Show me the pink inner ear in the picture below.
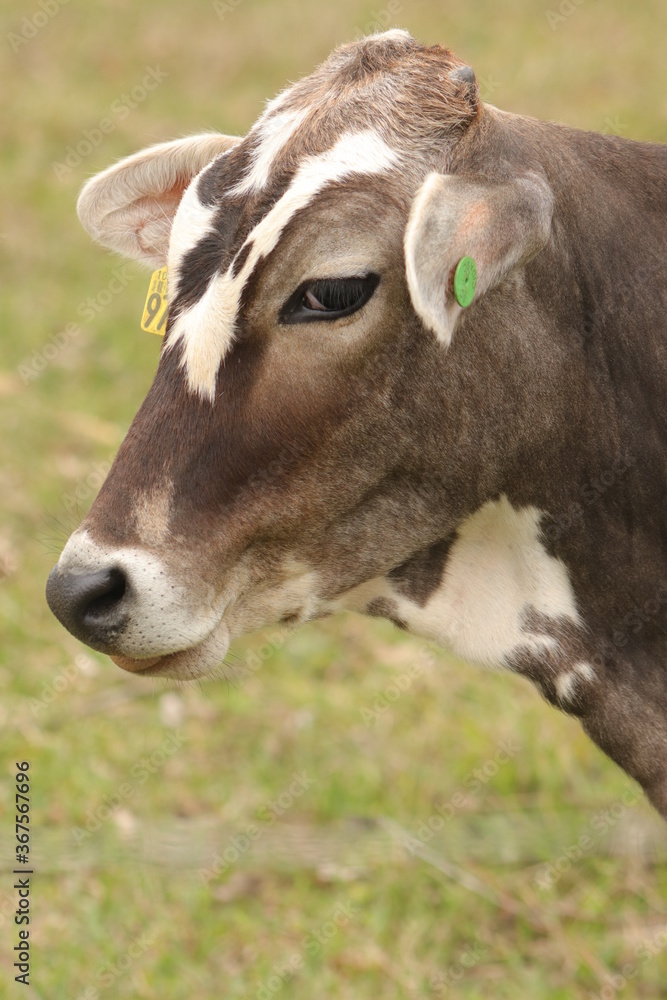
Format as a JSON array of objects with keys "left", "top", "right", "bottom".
[
  {"left": 168, "top": 178, "right": 191, "bottom": 202},
  {"left": 457, "top": 200, "right": 491, "bottom": 237},
  {"left": 135, "top": 182, "right": 191, "bottom": 258}
]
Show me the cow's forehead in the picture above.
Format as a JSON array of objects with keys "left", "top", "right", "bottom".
[
  {"left": 165, "top": 30, "right": 478, "bottom": 401},
  {"left": 166, "top": 130, "right": 399, "bottom": 398}
]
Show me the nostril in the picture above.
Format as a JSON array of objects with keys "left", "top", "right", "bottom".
[
  {"left": 46, "top": 563, "right": 130, "bottom": 649},
  {"left": 83, "top": 567, "right": 127, "bottom": 620}
]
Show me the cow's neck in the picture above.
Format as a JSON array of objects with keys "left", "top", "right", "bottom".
[
  {"left": 337, "top": 110, "right": 667, "bottom": 813},
  {"left": 335, "top": 494, "right": 586, "bottom": 678},
  {"left": 447, "top": 106, "right": 667, "bottom": 645},
  {"left": 335, "top": 489, "right": 667, "bottom": 816}
]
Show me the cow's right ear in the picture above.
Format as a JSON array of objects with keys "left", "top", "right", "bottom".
[
  {"left": 404, "top": 171, "right": 554, "bottom": 346},
  {"left": 76, "top": 133, "right": 242, "bottom": 267}
]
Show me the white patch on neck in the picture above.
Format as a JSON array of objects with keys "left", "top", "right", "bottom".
[
  {"left": 167, "top": 130, "right": 399, "bottom": 400},
  {"left": 337, "top": 496, "right": 581, "bottom": 670}
]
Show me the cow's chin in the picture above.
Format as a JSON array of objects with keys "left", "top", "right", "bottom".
[{"left": 110, "top": 620, "right": 231, "bottom": 681}]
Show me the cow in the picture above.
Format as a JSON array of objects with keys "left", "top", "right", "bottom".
[{"left": 46, "top": 30, "right": 667, "bottom": 817}]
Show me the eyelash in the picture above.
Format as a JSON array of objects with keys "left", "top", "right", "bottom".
[{"left": 279, "top": 274, "right": 380, "bottom": 324}]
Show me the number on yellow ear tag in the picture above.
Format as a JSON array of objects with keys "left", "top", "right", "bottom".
[{"left": 141, "top": 267, "right": 169, "bottom": 335}]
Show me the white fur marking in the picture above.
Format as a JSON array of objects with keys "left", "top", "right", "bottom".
[
  {"left": 170, "top": 270, "right": 239, "bottom": 396},
  {"left": 167, "top": 130, "right": 399, "bottom": 399},
  {"left": 134, "top": 482, "right": 173, "bottom": 547},
  {"left": 574, "top": 661, "right": 595, "bottom": 682},
  {"left": 168, "top": 180, "right": 219, "bottom": 296},
  {"left": 337, "top": 497, "right": 581, "bottom": 670},
  {"left": 418, "top": 498, "right": 580, "bottom": 666},
  {"left": 556, "top": 661, "right": 595, "bottom": 705},
  {"left": 428, "top": 497, "right": 580, "bottom": 667},
  {"left": 231, "top": 108, "right": 309, "bottom": 196},
  {"left": 55, "top": 530, "right": 223, "bottom": 657},
  {"left": 371, "top": 28, "right": 412, "bottom": 41}
]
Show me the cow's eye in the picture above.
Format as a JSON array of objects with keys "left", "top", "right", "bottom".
[{"left": 280, "top": 274, "right": 379, "bottom": 324}]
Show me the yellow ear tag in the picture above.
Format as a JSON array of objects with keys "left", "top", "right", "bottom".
[{"left": 141, "top": 267, "right": 169, "bottom": 335}]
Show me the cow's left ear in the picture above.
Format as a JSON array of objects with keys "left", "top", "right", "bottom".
[
  {"left": 404, "top": 171, "right": 554, "bottom": 345},
  {"left": 76, "top": 133, "right": 242, "bottom": 267}
]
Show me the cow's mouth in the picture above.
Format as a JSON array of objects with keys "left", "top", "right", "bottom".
[
  {"left": 110, "top": 619, "right": 231, "bottom": 681},
  {"left": 110, "top": 652, "right": 171, "bottom": 675}
]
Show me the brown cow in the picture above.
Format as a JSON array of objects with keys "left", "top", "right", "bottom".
[{"left": 46, "top": 31, "right": 667, "bottom": 816}]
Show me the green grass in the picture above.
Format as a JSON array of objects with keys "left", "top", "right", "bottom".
[{"left": 1, "top": 0, "right": 666, "bottom": 996}]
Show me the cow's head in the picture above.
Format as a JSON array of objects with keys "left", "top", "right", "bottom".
[{"left": 46, "top": 31, "right": 554, "bottom": 680}]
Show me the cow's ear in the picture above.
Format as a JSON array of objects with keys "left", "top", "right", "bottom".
[
  {"left": 404, "top": 171, "right": 553, "bottom": 345},
  {"left": 76, "top": 133, "right": 242, "bottom": 267}
]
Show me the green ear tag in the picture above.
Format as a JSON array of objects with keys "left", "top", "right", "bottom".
[{"left": 453, "top": 256, "right": 477, "bottom": 308}]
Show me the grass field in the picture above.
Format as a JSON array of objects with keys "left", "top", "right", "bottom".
[{"left": 1, "top": 0, "right": 666, "bottom": 997}]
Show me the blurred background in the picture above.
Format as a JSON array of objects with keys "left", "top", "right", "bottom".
[{"left": 1, "top": 1, "right": 666, "bottom": 996}]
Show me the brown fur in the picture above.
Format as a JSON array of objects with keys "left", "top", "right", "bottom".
[{"left": 47, "top": 33, "right": 667, "bottom": 817}]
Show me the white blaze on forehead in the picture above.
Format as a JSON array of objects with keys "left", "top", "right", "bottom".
[
  {"left": 167, "top": 130, "right": 399, "bottom": 400},
  {"left": 170, "top": 272, "right": 240, "bottom": 396},
  {"left": 230, "top": 107, "right": 309, "bottom": 196}
]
